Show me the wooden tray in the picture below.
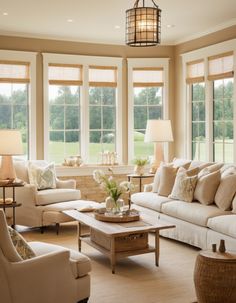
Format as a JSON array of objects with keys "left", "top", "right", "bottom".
[{"left": 94, "top": 209, "right": 140, "bottom": 223}]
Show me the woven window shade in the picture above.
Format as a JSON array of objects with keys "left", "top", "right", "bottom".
[
  {"left": 48, "top": 64, "right": 82, "bottom": 85},
  {"left": 208, "top": 52, "right": 234, "bottom": 80},
  {"left": 0, "top": 61, "right": 30, "bottom": 83},
  {"left": 186, "top": 60, "right": 204, "bottom": 84},
  {"left": 89, "top": 66, "right": 117, "bottom": 87},
  {"left": 133, "top": 68, "right": 163, "bottom": 87}
]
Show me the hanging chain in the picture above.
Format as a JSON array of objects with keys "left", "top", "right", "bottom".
[{"left": 134, "top": 0, "right": 159, "bottom": 8}]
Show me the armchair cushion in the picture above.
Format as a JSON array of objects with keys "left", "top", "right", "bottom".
[
  {"left": 8, "top": 227, "right": 36, "bottom": 260},
  {"left": 36, "top": 188, "right": 81, "bottom": 206},
  {"left": 28, "top": 162, "right": 57, "bottom": 190},
  {"left": 29, "top": 241, "right": 91, "bottom": 278}
]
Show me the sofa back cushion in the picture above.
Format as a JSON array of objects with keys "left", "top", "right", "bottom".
[
  {"left": 14, "top": 160, "right": 29, "bottom": 183},
  {"left": 215, "top": 174, "right": 236, "bottom": 211},
  {"left": 194, "top": 170, "right": 221, "bottom": 205},
  {"left": 158, "top": 166, "right": 178, "bottom": 197}
]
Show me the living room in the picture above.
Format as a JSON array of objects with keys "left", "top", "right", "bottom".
[{"left": 0, "top": 0, "right": 236, "bottom": 302}]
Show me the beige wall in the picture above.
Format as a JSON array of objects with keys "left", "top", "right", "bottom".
[
  {"left": 0, "top": 35, "right": 175, "bottom": 162},
  {"left": 174, "top": 25, "right": 236, "bottom": 158}
]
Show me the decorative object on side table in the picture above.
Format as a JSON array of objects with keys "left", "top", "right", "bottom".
[
  {"left": 93, "top": 168, "right": 134, "bottom": 214},
  {"left": 133, "top": 157, "right": 149, "bottom": 175},
  {"left": 194, "top": 239, "right": 236, "bottom": 303}
]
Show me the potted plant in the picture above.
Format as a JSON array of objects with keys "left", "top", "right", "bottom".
[{"left": 133, "top": 158, "right": 149, "bottom": 175}]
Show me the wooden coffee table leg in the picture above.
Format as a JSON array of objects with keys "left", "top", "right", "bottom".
[
  {"left": 78, "top": 222, "right": 82, "bottom": 252},
  {"left": 155, "top": 230, "right": 160, "bottom": 266},
  {"left": 110, "top": 237, "right": 116, "bottom": 274}
]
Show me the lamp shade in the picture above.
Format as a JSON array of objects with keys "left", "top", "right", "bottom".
[
  {"left": 0, "top": 130, "right": 23, "bottom": 155},
  {"left": 144, "top": 120, "right": 173, "bottom": 142}
]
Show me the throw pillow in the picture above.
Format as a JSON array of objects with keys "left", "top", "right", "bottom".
[
  {"left": 158, "top": 166, "right": 178, "bottom": 197},
  {"left": 8, "top": 226, "right": 36, "bottom": 260},
  {"left": 152, "top": 162, "right": 172, "bottom": 193},
  {"left": 172, "top": 158, "right": 191, "bottom": 169},
  {"left": 28, "top": 162, "right": 56, "bottom": 190},
  {"left": 207, "top": 163, "right": 224, "bottom": 173},
  {"left": 169, "top": 167, "right": 198, "bottom": 202},
  {"left": 194, "top": 170, "right": 221, "bottom": 205},
  {"left": 215, "top": 174, "right": 236, "bottom": 211},
  {"left": 221, "top": 165, "right": 236, "bottom": 178},
  {"left": 232, "top": 195, "right": 236, "bottom": 214}
]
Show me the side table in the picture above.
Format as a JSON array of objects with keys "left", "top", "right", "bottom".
[
  {"left": 127, "top": 173, "right": 154, "bottom": 208},
  {"left": 194, "top": 250, "right": 236, "bottom": 303},
  {"left": 0, "top": 182, "right": 23, "bottom": 228}
]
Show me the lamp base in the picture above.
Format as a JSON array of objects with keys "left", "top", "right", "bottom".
[
  {"left": 149, "top": 142, "right": 164, "bottom": 174},
  {"left": 0, "top": 155, "right": 16, "bottom": 181}
]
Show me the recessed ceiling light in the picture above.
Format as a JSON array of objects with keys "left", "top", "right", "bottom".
[
  {"left": 167, "top": 24, "right": 175, "bottom": 28},
  {"left": 67, "top": 19, "right": 73, "bottom": 23},
  {"left": 115, "top": 25, "right": 121, "bottom": 29},
  {"left": 3, "top": 12, "right": 8, "bottom": 16}
]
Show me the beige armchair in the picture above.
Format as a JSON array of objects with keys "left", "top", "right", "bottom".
[
  {"left": 3, "top": 160, "right": 84, "bottom": 233},
  {"left": 0, "top": 209, "right": 91, "bottom": 303}
]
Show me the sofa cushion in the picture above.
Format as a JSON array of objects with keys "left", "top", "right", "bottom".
[
  {"left": 131, "top": 192, "right": 172, "bottom": 212},
  {"left": 162, "top": 201, "right": 227, "bottom": 227},
  {"left": 14, "top": 160, "right": 30, "bottom": 183},
  {"left": 36, "top": 188, "right": 81, "bottom": 206},
  {"left": 215, "top": 174, "right": 236, "bottom": 210},
  {"left": 207, "top": 215, "right": 236, "bottom": 238},
  {"left": 169, "top": 167, "right": 198, "bottom": 202},
  {"left": 158, "top": 166, "right": 178, "bottom": 197},
  {"left": 194, "top": 170, "right": 221, "bottom": 205},
  {"left": 29, "top": 242, "right": 91, "bottom": 278}
]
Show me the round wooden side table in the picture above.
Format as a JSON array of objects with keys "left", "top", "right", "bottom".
[{"left": 194, "top": 250, "right": 236, "bottom": 303}]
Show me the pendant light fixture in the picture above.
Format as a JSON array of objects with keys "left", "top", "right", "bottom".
[{"left": 126, "top": 0, "right": 161, "bottom": 47}]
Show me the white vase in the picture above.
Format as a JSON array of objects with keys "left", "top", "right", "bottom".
[
  {"left": 105, "top": 196, "right": 124, "bottom": 214},
  {"left": 134, "top": 165, "right": 145, "bottom": 175}
]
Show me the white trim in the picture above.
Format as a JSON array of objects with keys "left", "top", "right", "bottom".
[
  {"left": 0, "top": 50, "right": 37, "bottom": 159},
  {"left": 42, "top": 53, "right": 123, "bottom": 164},
  {"left": 182, "top": 38, "right": 236, "bottom": 162},
  {"left": 127, "top": 58, "right": 170, "bottom": 162}
]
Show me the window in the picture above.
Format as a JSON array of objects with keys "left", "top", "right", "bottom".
[
  {"left": 184, "top": 42, "right": 236, "bottom": 164},
  {"left": 186, "top": 60, "right": 206, "bottom": 161},
  {"left": 89, "top": 66, "right": 117, "bottom": 163},
  {"left": 0, "top": 61, "right": 30, "bottom": 157},
  {"left": 128, "top": 63, "right": 168, "bottom": 161},
  {"left": 48, "top": 64, "right": 82, "bottom": 163},
  {"left": 43, "top": 54, "right": 122, "bottom": 164}
]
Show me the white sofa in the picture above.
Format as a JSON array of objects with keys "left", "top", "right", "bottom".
[
  {"left": 2, "top": 160, "right": 88, "bottom": 233},
  {"left": 131, "top": 159, "right": 236, "bottom": 251}
]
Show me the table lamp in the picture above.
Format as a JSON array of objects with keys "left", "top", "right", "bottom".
[
  {"left": 0, "top": 130, "right": 23, "bottom": 181},
  {"left": 144, "top": 120, "right": 173, "bottom": 173}
]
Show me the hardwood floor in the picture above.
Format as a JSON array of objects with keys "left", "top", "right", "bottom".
[{"left": 21, "top": 223, "right": 199, "bottom": 303}]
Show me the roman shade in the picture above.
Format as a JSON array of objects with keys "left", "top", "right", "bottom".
[
  {"left": 208, "top": 51, "right": 234, "bottom": 81},
  {"left": 89, "top": 66, "right": 117, "bottom": 87},
  {"left": 186, "top": 59, "right": 204, "bottom": 84},
  {"left": 0, "top": 61, "right": 30, "bottom": 83},
  {"left": 48, "top": 63, "right": 83, "bottom": 85},
  {"left": 133, "top": 67, "right": 164, "bottom": 87}
]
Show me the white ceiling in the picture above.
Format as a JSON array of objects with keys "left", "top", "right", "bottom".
[{"left": 0, "top": 0, "right": 236, "bottom": 45}]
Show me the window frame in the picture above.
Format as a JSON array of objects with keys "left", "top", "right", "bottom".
[
  {"left": 182, "top": 39, "right": 236, "bottom": 163},
  {"left": 127, "top": 58, "right": 170, "bottom": 163},
  {"left": 0, "top": 50, "right": 37, "bottom": 159},
  {"left": 43, "top": 53, "right": 123, "bottom": 164}
]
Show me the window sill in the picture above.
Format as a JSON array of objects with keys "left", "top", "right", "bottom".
[{"left": 55, "top": 164, "right": 134, "bottom": 177}]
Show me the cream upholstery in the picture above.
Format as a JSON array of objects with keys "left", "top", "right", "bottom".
[
  {"left": 131, "top": 192, "right": 172, "bottom": 212},
  {"left": 0, "top": 210, "right": 91, "bottom": 303},
  {"left": 207, "top": 215, "right": 236, "bottom": 238},
  {"left": 161, "top": 201, "right": 229, "bottom": 227},
  {"left": 2, "top": 160, "right": 85, "bottom": 231}
]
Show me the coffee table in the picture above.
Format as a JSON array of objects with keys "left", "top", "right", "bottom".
[{"left": 63, "top": 209, "right": 175, "bottom": 274}]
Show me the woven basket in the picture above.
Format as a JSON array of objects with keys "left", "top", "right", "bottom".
[{"left": 194, "top": 252, "right": 236, "bottom": 303}]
